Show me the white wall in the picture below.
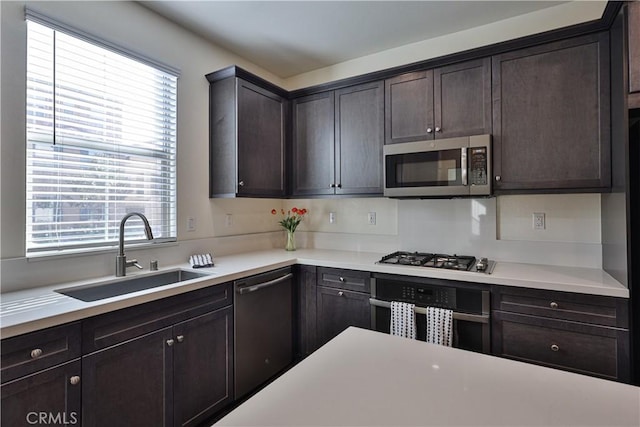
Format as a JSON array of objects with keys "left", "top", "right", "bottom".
[
  {"left": 283, "top": 1, "right": 606, "bottom": 90},
  {"left": 0, "top": 1, "right": 608, "bottom": 292},
  {"left": 0, "top": 0, "right": 288, "bottom": 261}
]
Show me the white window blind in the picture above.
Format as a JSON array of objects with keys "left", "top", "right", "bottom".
[{"left": 26, "top": 20, "right": 178, "bottom": 254}]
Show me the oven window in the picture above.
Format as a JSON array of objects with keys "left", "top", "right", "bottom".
[{"left": 386, "top": 149, "right": 462, "bottom": 188}]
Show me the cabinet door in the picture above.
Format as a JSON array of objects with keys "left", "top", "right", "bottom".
[
  {"left": 316, "top": 286, "right": 371, "bottom": 347},
  {"left": 492, "top": 33, "right": 611, "bottom": 192},
  {"left": 292, "top": 92, "right": 335, "bottom": 196},
  {"left": 237, "top": 79, "right": 286, "bottom": 197},
  {"left": 82, "top": 327, "right": 174, "bottom": 427},
  {"left": 434, "top": 58, "right": 491, "bottom": 139},
  {"left": 295, "top": 265, "right": 318, "bottom": 358},
  {"left": 1, "top": 360, "right": 81, "bottom": 427},
  {"left": 335, "top": 81, "right": 384, "bottom": 195},
  {"left": 173, "top": 307, "right": 233, "bottom": 427},
  {"left": 385, "top": 71, "right": 434, "bottom": 144}
]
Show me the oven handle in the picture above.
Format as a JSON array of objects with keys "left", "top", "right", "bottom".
[
  {"left": 461, "top": 147, "right": 468, "bottom": 186},
  {"left": 369, "top": 298, "right": 489, "bottom": 324}
]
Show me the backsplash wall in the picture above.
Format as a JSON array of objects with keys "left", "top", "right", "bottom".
[{"left": 287, "top": 194, "right": 603, "bottom": 268}]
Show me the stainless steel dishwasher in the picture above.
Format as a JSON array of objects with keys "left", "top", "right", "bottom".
[{"left": 234, "top": 267, "right": 293, "bottom": 398}]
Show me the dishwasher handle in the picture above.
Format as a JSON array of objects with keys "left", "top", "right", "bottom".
[{"left": 236, "top": 273, "right": 293, "bottom": 295}]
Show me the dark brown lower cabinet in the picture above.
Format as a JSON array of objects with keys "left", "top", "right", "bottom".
[
  {"left": 82, "top": 306, "right": 233, "bottom": 427},
  {"left": 316, "top": 286, "right": 371, "bottom": 347},
  {"left": 82, "top": 327, "right": 174, "bottom": 427},
  {"left": 173, "top": 308, "right": 233, "bottom": 427},
  {"left": 493, "top": 311, "right": 630, "bottom": 382},
  {"left": 1, "top": 360, "right": 81, "bottom": 427}
]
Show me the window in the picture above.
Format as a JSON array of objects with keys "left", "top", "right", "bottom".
[{"left": 26, "top": 16, "right": 178, "bottom": 254}]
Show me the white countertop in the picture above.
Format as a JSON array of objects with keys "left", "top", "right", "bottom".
[
  {"left": 0, "top": 249, "right": 629, "bottom": 339},
  {"left": 215, "top": 327, "right": 640, "bottom": 427}
]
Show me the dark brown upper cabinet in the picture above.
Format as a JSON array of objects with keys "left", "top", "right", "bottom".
[
  {"left": 491, "top": 33, "right": 611, "bottom": 194},
  {"left": 292, "top": 92, "right": 335, "bottom": 196},
  {"left": 292, "top": 81, "right": 384, "bottom": 196},
  {"left": 384, "top": 58, "right": 491, "bottom": 144},
  {"left": 628, "top": 1, "right": 640, "bottom": 108},
  {"left": 208, "top": 71, "right": 287, "bottom": 198}
]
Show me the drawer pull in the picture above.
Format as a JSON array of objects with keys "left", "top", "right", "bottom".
[
  {"left": 69, "top": 376, "right": 81, "bottom": 386},
  {"left": 550, "top": 344, "right": 560, "bottom": 352},
  {"left": 550, "top": 302, "right": 559, "bottom": 309},
  {"left": 339, "top": 277, "right": 346, "bottom": 283},
  {"left": 176, "top": 335, "right": 184, "bottom": 343},
  {"left": 338, "top": 291, "right": 344, "bottom": 297},
  {"left": 166, "top": 339, "right": 175, "bottom": 347},
  {"left": 30, "top": 348, "right": 43, "bottom": 359}
]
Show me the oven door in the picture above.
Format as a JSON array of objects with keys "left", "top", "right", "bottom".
[
  {"left": 383, "top": 135, "right": 491, "bottom": 198},
  {"left": 369, "top": 297, "right": 491, "bottom": 354}
]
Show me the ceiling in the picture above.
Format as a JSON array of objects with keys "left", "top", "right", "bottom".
[{"left": 140, "top": 1, "right": 599, "bottom": 78}]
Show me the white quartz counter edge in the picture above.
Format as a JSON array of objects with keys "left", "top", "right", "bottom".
[
  {"left": 0, "top": 248, "right": 628, "bottom": 339},
  {"left": 214, "top": 327, "right": 640, "bottom": 427}
]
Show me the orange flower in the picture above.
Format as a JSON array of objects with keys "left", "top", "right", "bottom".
[{"left": 271, "top": 209, "right": 277, "bottom": 215}]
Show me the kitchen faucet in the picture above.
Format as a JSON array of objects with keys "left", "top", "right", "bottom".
[{"left": 116, "top": 212, "right": 154, "bottom": 277}]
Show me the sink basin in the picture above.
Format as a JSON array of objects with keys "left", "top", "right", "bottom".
[{"left": 55, "top": 269, "right": 209, "bottom": 302}]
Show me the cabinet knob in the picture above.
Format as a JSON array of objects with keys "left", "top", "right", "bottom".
[
  {"left": 30, "top": 348, "right": 43, "bottom": 359},
  {"left": 426, "top": 127, "right": 433, "bottom": 133},
  {"left": 176, "top": 335, "right": 184, "bottom": 343},
  {"left": 329, "top": 183, "right": 336, "bottom": 188},
  {"left": 495, "top": 176, "right": 501, "bottom": 181},
  {"left": 166, "top": 339, "right": 175, "bottom": 347},
  {"left": 338, "top": 291, "right": 344, "bottom": 296},
  {"left": 69, "top": 376, "right": 81, "bottom": 386},
  {"left": 550, "top": 344, "right": 560, "bottom": 352},
  {"left": 550, "top": 302, "right": 559, "bottom": 309},
  {"left": 238, "top": 180, "right": 244, "bottom": 187},
  {"left": 336, "top": 183, "right": 342, "bottom": 189},
  {"left": 339, "top": 277, "right": 346, "bottom": 282},
  {"left": 435, "top": 127, "right": 441, "bottom": 133}
]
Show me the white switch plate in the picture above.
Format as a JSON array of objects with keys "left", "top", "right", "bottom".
[
  {"left": 186, "top": 217, "right": 196, "bottom": 232},
  {"left": 329, "top": 212, "right": 336, "bottom": 224},
  {"left": 367, "top": 212, "right": 376, "bottom": 225},
  {"left": 532, "top": 212, "right": 545, "bottom": 230},
  {"left": 225, "top": 214, "right": 233, "bottom": 227}
]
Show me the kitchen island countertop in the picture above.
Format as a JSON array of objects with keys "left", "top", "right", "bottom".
[
  {"left": 214, "top": 327, "right": 640, "bottom": 427},
  {"left": 1, "top": 248, "right": 629, "bottom": 338}
]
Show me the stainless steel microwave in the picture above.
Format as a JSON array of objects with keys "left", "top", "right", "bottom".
[{"left": 383, "top": 134, "right": 492, "bottom": 198}]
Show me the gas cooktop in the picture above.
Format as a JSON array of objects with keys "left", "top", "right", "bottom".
[{"left": 378, "top": 251, "right": 495, "bottom": 274}]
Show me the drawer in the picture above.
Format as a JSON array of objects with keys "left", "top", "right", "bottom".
[
  {"left": 1, "top": 322, "right": 81, "bottom": 383},
  {"left": 493, "top": 311, "right": 630, "bottom": 381},
  {"left": 82, "top": 282, "right": 232, "bottom": 353},
  {"left": 317, "top": 268, "right": 371, "bottom": 293},
  {"left": 492, "top": 286, "right": 627, "bottom": 327}
]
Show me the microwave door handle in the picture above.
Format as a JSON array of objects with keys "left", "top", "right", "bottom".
[{"left": 461, "top": 147, "right": 468, "bottom": 186}]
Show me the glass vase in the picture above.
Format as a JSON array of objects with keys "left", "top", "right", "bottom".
[{"left": 285, "top": 230, "right": 296, "bottom": 251}]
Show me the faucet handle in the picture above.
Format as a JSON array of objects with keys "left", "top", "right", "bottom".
[{"left": 127, "top": 259, "right": 144, "bottom": 270}]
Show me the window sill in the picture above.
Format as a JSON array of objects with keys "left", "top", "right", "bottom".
[{"left": 26, "top": 239, "right": 178, "bottom": 262}]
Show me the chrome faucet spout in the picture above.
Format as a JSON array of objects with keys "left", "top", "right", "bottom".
[{"left": 116, "top": 212, "right": 154, "bottom": 277}]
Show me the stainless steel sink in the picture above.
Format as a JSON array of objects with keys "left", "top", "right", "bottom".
[{"left": 55, "top": 269, "right": 209, "bottom": 302}]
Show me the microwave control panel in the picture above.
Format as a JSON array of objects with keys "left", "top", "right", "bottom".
[{"left": 469, "top": 147, "right": 488, "bottom": 186}]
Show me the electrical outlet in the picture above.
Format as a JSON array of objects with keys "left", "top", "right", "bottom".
[
  {"left": 329, "top": 212, "right": 336, "bottom": 224},
  {"left": 225, "top": 214, "right": 233, "bottom": 227},
  {"left": 367, "top": 212, "right": 376, "bottom": 225},
  {"left": 186, "top": 217, "right": 196, "bottom": 232},
  {"left": 532, "top": 212, "right": 545, "bottom": 230}
]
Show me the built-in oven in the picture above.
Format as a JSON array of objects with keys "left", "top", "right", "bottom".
[
  {"left": 370, "top": 273, "right": 490, "bottom": 353},
  {"left": 384, "top": 134, "right": 491, "bottom": 198}
]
